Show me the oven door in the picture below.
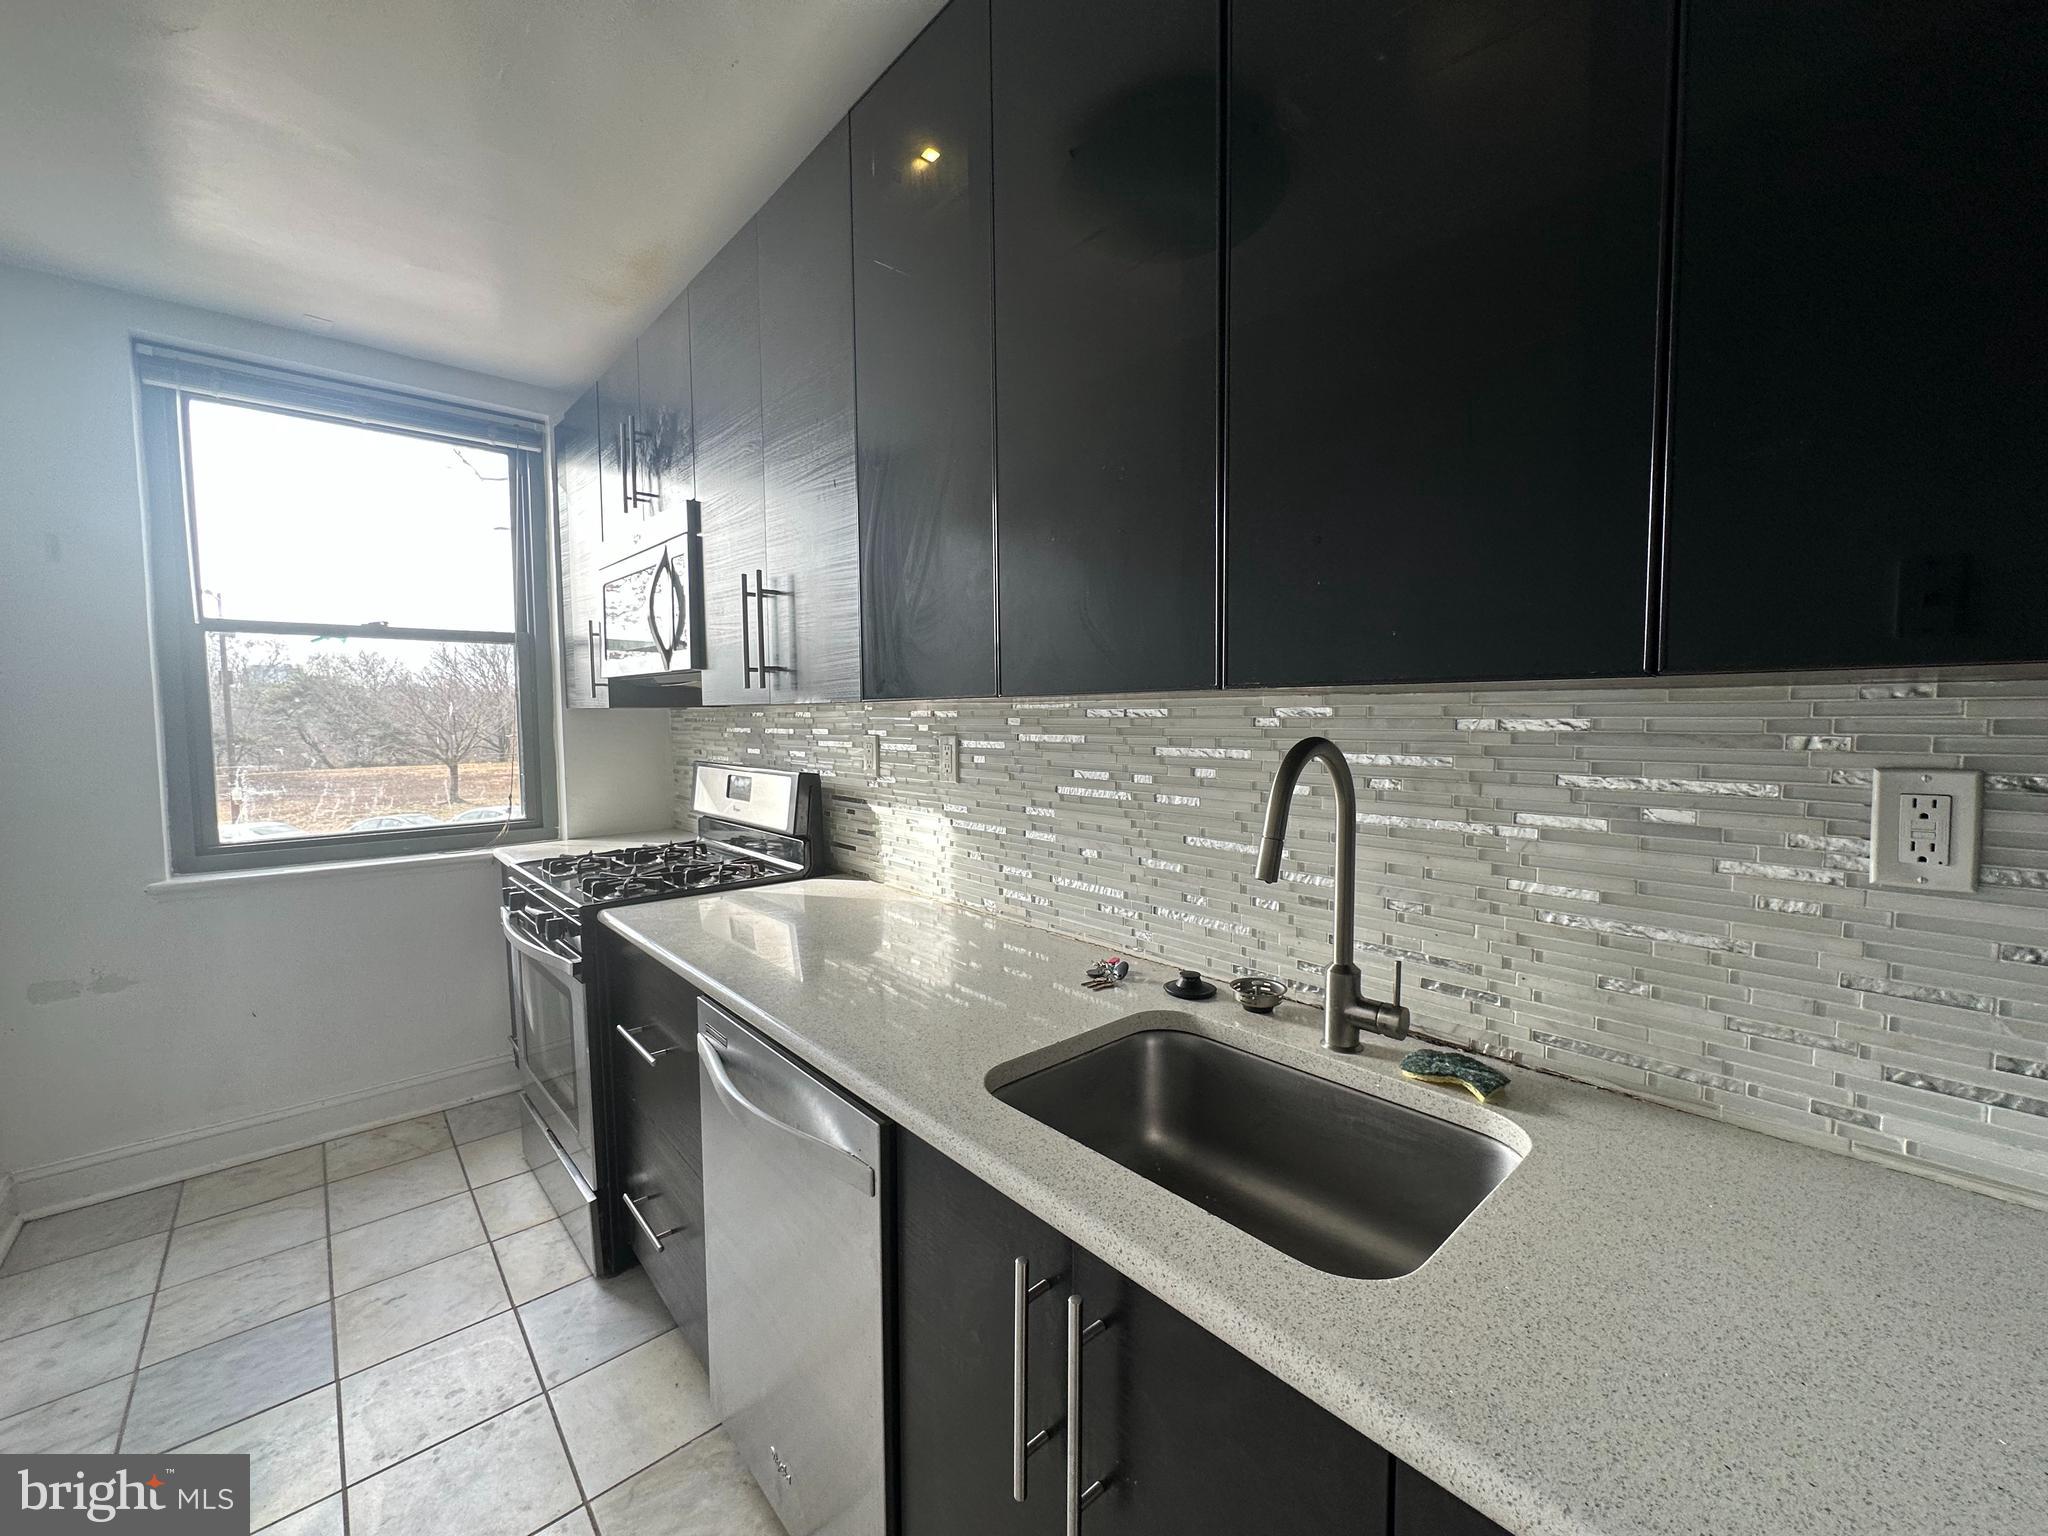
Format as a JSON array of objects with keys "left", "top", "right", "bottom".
[{"left": 503, "top": 909, "right": 597, "bottom": 1190}]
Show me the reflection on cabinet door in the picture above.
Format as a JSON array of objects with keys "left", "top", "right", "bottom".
[
  {"left": 596, "top": 344, "right": 642, "bottom": 558},
  {"left": 992, "top": 0, "right": 1219, "bottom": 697},
  {"left": 852, "top": 0, "right": 997, "bottom": 701},
  {"left": 1662, "top": 0, "right": 2048, "bottom": 671},
  {"left": 690, "top": 218, "right": 769, "bottom": 706},
  {"left": 1226, "top": 0, "right": 1669, "bottom": 687},
  {"left": 637, "top": 289, "right": 697, "bottom": 550},
  {"left": 761, "top": 118, "right": 861, "bottom": 703},
  {"left": 556, "top": 384, "right": 607, "bottom": 710}
]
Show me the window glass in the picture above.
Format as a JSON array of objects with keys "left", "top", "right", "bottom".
[
  {"left": 205, "top": 635, "right": 522, "bottom": 841},
  {"left": 185, "top": 400, "right": 517, "bottom": 633}
]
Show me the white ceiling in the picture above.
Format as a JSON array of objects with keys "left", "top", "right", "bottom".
[{"left": 0, "top": 0, "right": 944, "bottom": 390}]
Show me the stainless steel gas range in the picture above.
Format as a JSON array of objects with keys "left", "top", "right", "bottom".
[{"left": 499, "top": 763, "right": 825, "bottom": 1271}]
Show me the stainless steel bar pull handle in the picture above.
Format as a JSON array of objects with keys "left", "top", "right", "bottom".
[
  {"left": 1011, "top": 1258, "right": 1062, "bottom": 1503},
  {"left": 740, "top": 574, "right": 756, "bottom": 683},
  {"left": 1064, "top": 1295, "right": 1111, "bottom": 1536},
  {"left": 621, "top": 1189, "right": 680, "bottom": 1252},
  {"left": 615, "top": 1023, "right": 678, "bottom": 1066}
]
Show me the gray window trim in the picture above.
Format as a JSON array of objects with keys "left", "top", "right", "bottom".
[{"left": 138, "top": 345, "right": 558, "bottom": 874}]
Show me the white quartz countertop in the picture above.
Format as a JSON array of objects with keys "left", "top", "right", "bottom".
[{"left": 602, "top": 878, "right": 2048, "bottom": 1536}]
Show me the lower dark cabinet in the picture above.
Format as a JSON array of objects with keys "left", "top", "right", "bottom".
[
  {"left": 1393, "top": 1460, "right": 1510, "bottom": 1536},
  {"left": 603, "top": 937, "right": 708, "bottom": 1362},
  {"left": 895, "top": 1131, "right": 1390, "bottom": 1536}
]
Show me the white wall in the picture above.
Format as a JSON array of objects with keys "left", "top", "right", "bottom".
[{"left": 0, "top": 261, "right": 668, "bottom": 1214}]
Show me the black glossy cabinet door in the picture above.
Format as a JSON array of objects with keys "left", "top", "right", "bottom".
[
  {"left": 852, "top": 0, "right": 997, "bottom": 700},
  {"left": 605, "top": 939, "right": 708, "bottom": 1363},
  {"left": 596, "top": 345, "right": 641, "bottom": 558},
  {"left": 895, "top": 1133, "right": 1068, "bottom": 1536},
  {"left": 637, "top": 289, "right": 696, "bottom": 549},
  {"left": 896, "top": 1135, "right": 1390, "bottom": 1536},
  {"left": 1662, "top": 1, "right": 2048, "bottom": 671},
  {"left": 690, "top": 219, "right": 769, "bottom": 706},
  {"left": 1226, "top": 0, "right": 1671, "bottom": 687},
  {"left": 761, "top": 119, "right": 862, "bottom": 703},
  {"left": 991, "top": 0, "right": 1219, "bottom": 696},
  {"left": 1069, "top": 1247, "right": 1389, "bottom": 1536},
  {"left": 1392, "top": 1461, "right": 1509, "bottom": 1536},
  {"left": 556, "top": 384, "right": 607, "bottom": 710}
]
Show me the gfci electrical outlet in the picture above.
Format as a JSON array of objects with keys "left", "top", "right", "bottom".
[
  {"left": 1870, "top": 768, "right": 1981, "bottom": 892},
  {"left": 862, "top": 733, "right": 880, "bottom": 778},
  {"left": 940, "top": 734, "right": 960, "bottom": 783}
]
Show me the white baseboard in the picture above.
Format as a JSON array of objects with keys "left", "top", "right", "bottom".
[
  {"left": 0, "top": 1173, "right": 20, "bottom": 1270},
  {"left": 11, "top": 1054, "right": 520, "bottom": 1220}
]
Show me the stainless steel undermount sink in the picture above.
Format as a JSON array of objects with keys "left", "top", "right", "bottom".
[{"left": 991, "top": 1025, "right": 1522, "bottom": 1279}]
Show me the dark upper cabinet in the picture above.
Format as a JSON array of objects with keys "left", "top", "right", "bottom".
[
  {"left": 637, "top": 290, "right": 696, "bottom": 548},
  {"left": 690, "top": 219, "right": 769, "bottom": 706},
  {"left": 991, "top": 0, "right": 1220, "bottom": 697},
  {"left": 760, "top": 120, "right": 863, "bottom": 703},
  {"left": 852, "top": 0, "right": 997, "bottom": 700},
  {"left": 556, "top": 383, "right": 607, "bottom": 710},
  {"left": 1662, "top": 1, "right": 2048, "bottom": 672},
  {"left": 895, "top": 1132, "right": 1390, "bottom": 1536},
  {"left": 1225, "top": 0, "right": 1672, "bottom": 688},
  {"left": 1392, "top": 1461, "right": 1510, "bottom": 1536},
  {"left": 595, "top": 345, "right": 639, "bottom": 557}
]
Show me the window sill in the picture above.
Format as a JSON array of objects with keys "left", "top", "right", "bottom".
[{"left": 144, "top": 842, "right": 539, "bottom": 900}]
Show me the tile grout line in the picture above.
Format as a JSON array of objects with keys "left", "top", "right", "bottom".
[
  {"left": 322, "top": 1139, "right": 351, "bottom": 1536},
  {"left": 111, "top": 1197, "right": 181, "bottom": 1453},
  {"left": 462, "top": 1137, "right": 597, "bottom": 1536}
]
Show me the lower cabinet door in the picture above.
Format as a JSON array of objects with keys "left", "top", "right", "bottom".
[
  {"left": 620, "top": 1112, "right": 706, "bottom": 1364},
  {"left": 895, "top": 1133, "right": 1070, "bottom": 1536},
  {"left": 1391, "top": 1461, "right": 1510, "bottom": 1536},
  {"left": 1069, "top": 1247, "right": 1389, "bottom": 1536}
]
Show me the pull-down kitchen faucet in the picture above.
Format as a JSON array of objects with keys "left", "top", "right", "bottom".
[{"left": 1255, "top": 736, "right": 1411, "bottom": 1053}]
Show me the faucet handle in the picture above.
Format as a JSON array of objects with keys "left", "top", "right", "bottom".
[{"left": 1390, "top": 959, "right": 1403, "bottom": 1008}]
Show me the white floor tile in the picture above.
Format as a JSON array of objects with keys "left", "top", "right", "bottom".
[
  {"left": 472, "top": 1173, "right": 556, "bottom": 1240},
  {"left": 0, "top": 1297, "right": 150, "bottom": 1420},
  {"left": 330, "top": 1194, "right": 486, "bottom": 1297},
  {"left": 172, "top": 1385, "right": 341, "bottom": 1530},
  {"left": 161, "top": 1188, "right": 326, "bottom": 1288},
  {"left": 0, "top": 1376, "right": 132, "bottom": 1454},
  {"left": 144, "top": 1239, "right": 330, "bottom": 1365},
  {"left": 445, "top": 1094, "right": 523, "bottom": 1146},
  {"left": 347, "top": 1397, "right": 580, "bottom": 1536},
  {"left": 1, "top": 1186, "right": 181, "bottom": 1276},
  {"left": 334, "top": 1246, "right": 508, "bottom": 1376},
  {"left": 492, "top": 1220, "right": 590, "bottom": 1306},
  {"left": 340, "top": 1312, "right": 540, "bottom": 1481},
  {"left": 326, "top": 1115, "right": 455, "bottom": 1181},
  {"left": 518, "top": 1270, "right": 670, "bottom": 1388},
  {"left": 457, "top": 1130, "right": 526, "bottom": 1188},
  {"left": 549, "top": 1329, "right": 712, "bottom": 1497},
  {"left": 257, "top": 1492, "right": 344, "bottom": 1536},
  {"left": 589, "top": 1429, "right": 782, "bottom": 1536},
  {"left": 327, "top": 1150, "right": 468, "bottom": 1234},
  {"left": 0, "top": 1231, "right": 166, "bottom": 1342},
  {"left": 177, "top": 1148, "right": 326, "bottom": 1227},
  {"left": 122, "top": 1304, "right": 335, "bottom": 1454}
]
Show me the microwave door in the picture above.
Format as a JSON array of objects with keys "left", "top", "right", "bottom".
[{"left": 601, "top": 563, "right": 664, "bottom": 677}]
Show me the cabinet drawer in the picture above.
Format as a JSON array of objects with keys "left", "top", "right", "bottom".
[{"left": 620, "top": 1098, "right": 708, "bottom": 1362}]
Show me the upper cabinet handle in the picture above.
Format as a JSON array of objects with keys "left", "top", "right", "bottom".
[{"left": 741, "top": 573, "right": 756, "bottom": 683}]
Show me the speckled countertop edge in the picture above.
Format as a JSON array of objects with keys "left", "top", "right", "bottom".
[{"left": 603, "top": 878, "right": 2048, "bottom": 1536}]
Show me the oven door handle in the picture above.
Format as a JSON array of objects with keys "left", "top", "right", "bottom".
[
  {"left": 697, "top": 1034, "right": 874, "bottom": 1195},
  {"left": 500, "top": 909, "right": 579, "bottom": 980}
]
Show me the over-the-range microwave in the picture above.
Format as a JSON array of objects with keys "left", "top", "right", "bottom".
[{"left": 600, "top": 499, "right": 706, "bottom": 681}]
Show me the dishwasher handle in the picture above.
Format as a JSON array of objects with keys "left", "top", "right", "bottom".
[{"left": 697, "top": 1033, "right": 876, "bottom": 1196}]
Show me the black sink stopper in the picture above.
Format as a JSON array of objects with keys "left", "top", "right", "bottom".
[{"left": 1164, "top": 968, "right": 1217, "bottom": 1000}]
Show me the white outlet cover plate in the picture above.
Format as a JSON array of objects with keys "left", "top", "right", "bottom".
[{"left": 1870, "top": 767, "right": 1981, "bottom": 892}]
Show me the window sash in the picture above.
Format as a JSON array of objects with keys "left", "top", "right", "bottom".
[{"left": 139, "top": 354, "right": 557, "bottom": 873}]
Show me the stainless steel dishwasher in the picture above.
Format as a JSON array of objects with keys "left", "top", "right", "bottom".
[{"left": 696, "top": 998, "right": 887, "bottom": 1536}]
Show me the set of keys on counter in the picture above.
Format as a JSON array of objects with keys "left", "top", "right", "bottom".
[{"left": 1083, "top": 957, "right": 1130, "bottom": 991}]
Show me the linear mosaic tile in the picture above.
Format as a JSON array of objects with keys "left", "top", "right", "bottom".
[{"left": 671, "top": 675, "right": 2048, "bottom": 1203}]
